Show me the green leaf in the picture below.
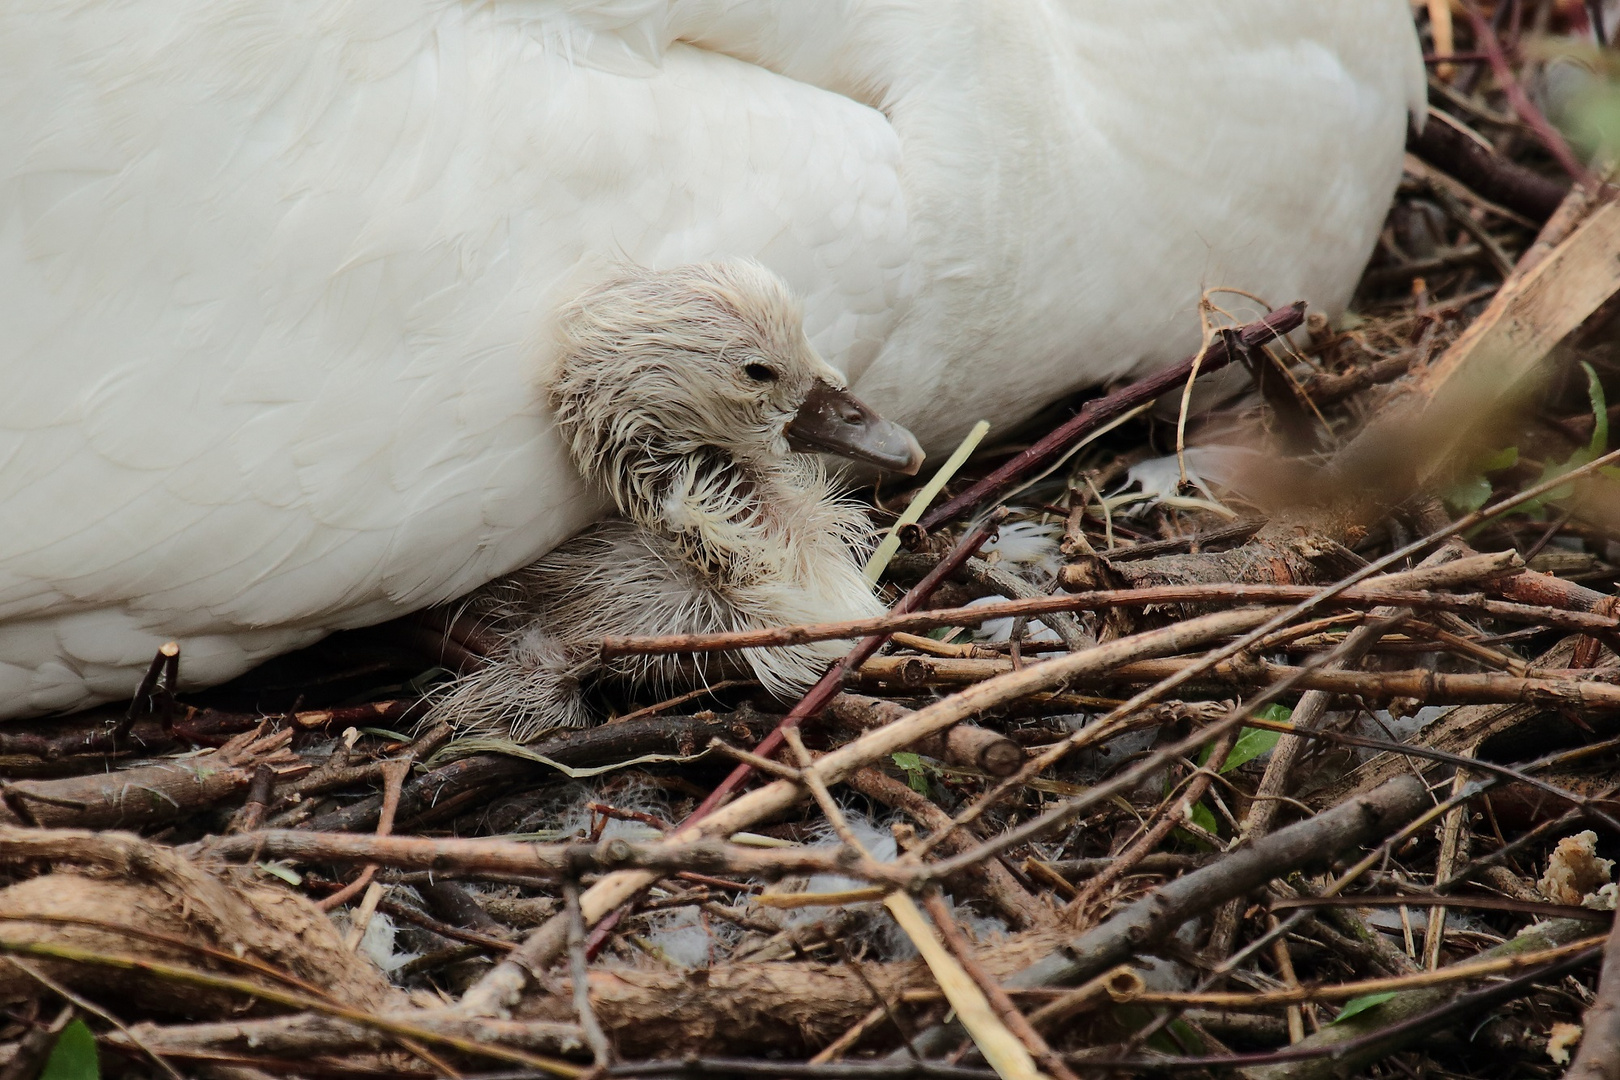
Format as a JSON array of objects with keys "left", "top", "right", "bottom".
[
  {"left": 1443, "top": 474, "right": 1492, "bottom": 514},
  {"left": 1443, "top": 445, "right": 1518, "bottom": 515},
  {"left": 891, "top": 752, "right": 930, "bottom": 795},
  {"left": 1221, "top": 726, "right": 1283, "bottom": 773},
  {"left": 1189, "top": 801, "right": 1218, "bottom": 835},
  {"left": 1331, "top": 991, "right": 1396, "bottom": 1025},
  {"left": 1197, "top": 707, "right": 1289, "bottom": 773},
  {"left": 1583, "top": 361, "right": 1609, "bottom": 460},
  {"left": 1517, "top": 365, "right": 1610, "bottom": 515},
  {"left": 41, "top": 1019, "right": 99, "bottom": 1080},
  {"left": 1142, "top": 1016, "right": 1206, "bottom": 1054}
]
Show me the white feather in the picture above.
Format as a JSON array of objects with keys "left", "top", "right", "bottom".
[{"left": 0, "top": 0, "right": 1423, "bottom": 716}]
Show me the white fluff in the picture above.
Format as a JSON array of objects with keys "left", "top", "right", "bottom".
[
  {"left": 1115, "top": 445, "right": 1269, "bottom": 517},
  {"left": 427, "top": 263, "right": 891, "bottom": 739},
  {"left": 964, "top": 595, "right": 1062, "bottom": 646},
  {"left": 979, "top": 518, "right": 1064, "bottom": 581}
]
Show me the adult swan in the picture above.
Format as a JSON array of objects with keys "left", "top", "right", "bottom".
[{"left": 0, "top": 1, "right": 1422, "bottom": 717}]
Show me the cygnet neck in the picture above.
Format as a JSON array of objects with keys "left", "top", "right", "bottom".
[{"left": 572, "top": 403, "right": 827, "bottom": 587}]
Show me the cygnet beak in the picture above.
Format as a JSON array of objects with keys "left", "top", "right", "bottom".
[{"left": 784, "top": 379, "right": 925, "bottom": 475}]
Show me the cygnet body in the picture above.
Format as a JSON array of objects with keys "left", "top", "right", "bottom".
[{"left": 430, "top": 263, "right": 922, "bottom": 741}]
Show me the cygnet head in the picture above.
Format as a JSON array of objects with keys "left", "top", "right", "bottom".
[{"left": 549, "top": 261, "right": 923, "bottom": 514}]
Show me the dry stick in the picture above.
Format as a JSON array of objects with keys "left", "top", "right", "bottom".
[
  {"left": 475, "top": 452, "right": 1620, "bottom": 1018},
  {"left": 602, "top": 553, "right": 1620, "bottom": 656},
  {"left": 605, "top": 1062, "right": 997, "bottom": 1080},
  {"left": 0, "top": 938, "right": 583, "bottom": 1078},
  {"left": 904, "top": 776, "right": 1430, "bottom": 1060},
  {"left": 4, "top": 725, "right": 296, "bottom": 830},
  {"left": 1423, "top": 768, "right": 1473, "bottom": 971},
  {"left": 780, "top": 727, "right": 1043, "bottom": 1080},
  {"left": 319, "top": 756, "right": 410, "bottom": 915},
  {"left": 916, "top": 891, "right": 1079, "bottom": 1080},
  {"left": 915, "top": 303, "right": 1306, "bottom": 533},
  {"left": 1568, "top": 910, "right": 1620, "bottom": 1079},
  {"left": 342, "top": 757, "right": 414, "bottom": 950},
  {"left": 458, "top": 605, "right": 1278, "bottom": 1017},
  {"left": 1461, "top": 0, "right": 1594, "bottom": 188},
  {"left": 108, "top": 1014, "right": 583, "bottom": 1065},
  {"left": 564, "top": 883, "right": 612, "bottom": 1067},
  {"left": 1268, "top": 914, "right": 1307, "bottom": 1044},
  {"left": 1023, "top": 967, "right": 1145, "bottom": 1033},
  {"left": 580, "top": 514, "right": 1004, "bottom": 957},
  {"left": 854, "top": 655, "right": 1620, "bottom": 712},
  {"left": 208, "top": 831, "right": 913, "bottom": 888},
  {"left": 229, "top": 764, "right": 276, "bottom": 835},
  {"left": 1407, "top": 109, "right": 1570, "bottom": 222},
  {"left": 1244, "top": 544, "right": 1462, "bottom": 844},
  {"left": 1115, "top": 935, "right": 1608, "bottom": 1009},
  {"left": 1067, "top": 726, "right": 1237, "bottom": 912}
]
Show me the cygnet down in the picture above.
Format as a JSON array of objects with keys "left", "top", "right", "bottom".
[{"left": 429, "top": 262, "right": 923, "bottom": 741}]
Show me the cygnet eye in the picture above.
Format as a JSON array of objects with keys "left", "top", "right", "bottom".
[{"left": 743, "top": 363, "right": 778, "bottom": 383}]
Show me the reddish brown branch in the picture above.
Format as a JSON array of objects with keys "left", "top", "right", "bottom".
[{"left": 915, "top": 303, "right": 1306, "bottom": 533}]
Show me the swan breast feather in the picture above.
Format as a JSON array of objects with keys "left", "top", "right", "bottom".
[{"left": 0, "top": 0, "right": 911, "bottom": 713}]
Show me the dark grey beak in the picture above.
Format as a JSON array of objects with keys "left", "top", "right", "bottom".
[{"left": 785, "top": 380, "right": 925, "bottom": 475}]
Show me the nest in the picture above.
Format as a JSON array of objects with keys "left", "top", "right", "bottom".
[{"left": 6, "top": 6, "right": 1620, "bottom": 1079}]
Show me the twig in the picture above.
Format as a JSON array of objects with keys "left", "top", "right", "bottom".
[
  {"left": 1461, "top": 1, "right": 1594, "bottom": 188},
  {"left": 1568, "top": 910, "right": 1620, "bottom": 1078},
  {"left": 4, "top": 956, "right": 185, "bottom": 1080},
  {"left": 320, "top": 756, "right": 410, "bottom": 916},
  {"left": 0, "top": 937, "right": 583, "bottom": 1077},
  {"left": 228, "top": 764, "right": 276, "bottom": 835},
  {"left": 565, "top": 882, "right": 612, "bottom": 1066},
  {"left": 207, "top": 831, "right": 912, "bottom": 888},
  {"left": 916, "top": 891, "right": 1079, "bottom": 1080},
  {"left": 1115, "top": 934, "right": 1604, "bottom": 1009},
  {"left": 602, "top": 1060, "right": 996, "bottom": 1080},
  {"left": 603, "top": 558, "right": 1620, "bottom": 657},
  {"left": 779, "top": 729, "right": 1043, "bottom": 1080},
  {"left": 1408, "top": 109, "right": 1569, "bottom": 220},
  {"left": 903, "top": 776, "right": 1429, "bottom": 1058},
  {"left": 1067, "top": 726, "right": 1236, "bottom": 911},
  {"left": 915, "top": 303, "right": 1306, "bottom": 532}
]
